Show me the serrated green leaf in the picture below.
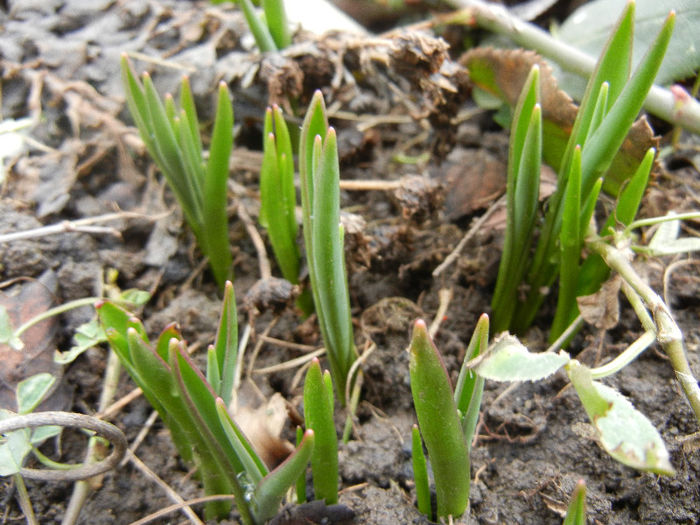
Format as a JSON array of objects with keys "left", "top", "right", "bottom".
[
  {"left": 475, "top": 335, "right": 569, "bottom": 381},
  {"left": 568, "top": 361, "right": 675, "bottom": 475}
]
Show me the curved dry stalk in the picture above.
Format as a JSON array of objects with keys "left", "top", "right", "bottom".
[{"left": 0, "top": 412, "right": 127, "bottom": 481}]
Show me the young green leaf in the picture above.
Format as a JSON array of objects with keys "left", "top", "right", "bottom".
[
  {"left": 0, "top": 306, "right": 22, "bottom": 350},
  {"left": 295, "top": 426, "right": 307, "bottom": 503},
  {"left": 409, "top": 319, "right": 470, "bottom": 519},
  {"left": 310, "top": 128, "right": 355, "bottom": 399},
  {"left": 17, "top": 374, "right": 56, "bottom": 415},
  {"left": 454, "top": 314, "right": 488, "bottom": 448},
  {"left": 563, "top": 479, "right": 587, "bottom": 525},
  {"left": 491, "top": 66, "right": 541, "bottom": 333},
  {"left": 474, "top": 335, "right": 569, "bottom": 382},
  {"left": 551, "top": 146, "right": 583, "bottom": 339},
  {"left": 567, "top": 361, "right": 675, "bottom": 475},
  {"left": 211, "top": 281, "right": 238, "bottom": 405},
  {"left": 263, "top": 0, "right": 292, "bottom": 50},
  {"left": 411, "top": 424, "right": 432, "bottom": 519},
  {"left": 260, "top": 106, "right": 301, "bottom": 285},
  {"left": 238, "top": 0, "right": 278, "bottom": 52},
  {"left": 303, "top": 359, "right": 338, "bottom": 504},
  {"left": 253, "top": 429, "right": 314, "bottom": 522},
  {"left": 202, "top": 82, "right": 234, "bottom": 287}
]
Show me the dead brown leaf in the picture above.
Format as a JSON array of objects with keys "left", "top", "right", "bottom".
[{"left": 577, "top": 275, "right": 621, "bottom": 330}]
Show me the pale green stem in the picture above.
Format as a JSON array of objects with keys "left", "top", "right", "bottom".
[
  {"left": 14, "top": 297, "right": 99, "bottom": 340},
  {"left": 626, "top": 211, "right": 700, "bottom": 232},
  {"left": 31, "top": 447, "right": 82, "bottom": 471},
  {"left": 590, "top": 330, "right": 656, "bottom": 379},
  {"left": 446, "top": 0, "right": 700, "bottom": 135},
  {"left": 545, "top": 314, "right": 585, "bottom": 353},
  {"left": 588, "top": 237, "right": 700, "bottom": 423}
]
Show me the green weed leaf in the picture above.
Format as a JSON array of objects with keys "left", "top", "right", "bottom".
[
  {"left": 568, "top": 361, "right": 675, "bottom": 475},
  {"left": 17, "top": 373, "right": 55, "bottom": 414},
  {"left": 474, "top": 335, "right": 569, "bottom": 382},
  {"left": 0, "top": 306, "right": 22, "bottom": 350},
  {"left": 647, "top": 213, "right": 700, "bottom": 255}
]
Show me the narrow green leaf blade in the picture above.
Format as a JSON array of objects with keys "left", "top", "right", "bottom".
[
  {"left": 563, "top": 479, "right": 587, "bottom": 525},
  {"left": 311, "top": 128, "right": 355, "bottom": 398},
  {"left": 213, "top": 280, "right": 238, "bottom": 406},
  {"left": 303, "top": 359, "right": 338, "bottom": 504},
  {"left": 179, "top": 76, "right": 203, "bottom": 155},
  {"left": 408, "top": 319, "right": 469, "bottom": 519},
  {"left": 263, "top": 0, "right": 292, "bottom": 49},
  {"left": 581, "top": 12, "right": 675, "bottom": 193},
  {"left": 238, "top": 0, "right": 278, "bottom": 52},
  {"left": 253, "top": 429, "right": 314, "bottom": 522},
  {"left": 411, "top": 424, "right": 432, "bottom": 519},
  {"left": 203, "top": 82, "right": 234, "bottom": 289},
  {"left": 215, "top": 398, "right": 268, "bottom": 485}
]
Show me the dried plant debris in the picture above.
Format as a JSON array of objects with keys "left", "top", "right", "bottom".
[{"left": 392, "top": 174, "right": 444, "bottom": 224}]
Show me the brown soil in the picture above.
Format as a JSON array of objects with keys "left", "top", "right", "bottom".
[{"left": 1, "top": 1, "right": 698, "bottom": 524}]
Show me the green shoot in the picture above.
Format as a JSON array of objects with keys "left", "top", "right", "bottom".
[
  {"left": 411, "top": 424, "right": 431, "bottom": 517},
  {"left": 408, "top": 319, "right": 471, "bottom": 520},
  {"left": 490, "top": 65, "right": 542, "bottom": 332},
  {"left": 220, "top": 0, "right": 291, "bottom": 52},
  {"left": 121, "top": 56, "right": 234, "bottom": 290},
  {"left": 487, "top": 2, "right": 675, "bottom": 338},
  {"left": 260, "top": 105, "right": 301, "bottom": 284},
  {"left": 299, "top": 91, "right": 356, "bottom": 401},
  {"left": 97, "top": 282, "right": 312, "bottom": 522},
  {"left": 563, "top": 480, "right": 587, "bottom": 525},
  {"left": 303, "top": 358, "right": 338, "bottom": 504},
  {"left": 454, "top": 313, "right": 489, "bottom": 450}
]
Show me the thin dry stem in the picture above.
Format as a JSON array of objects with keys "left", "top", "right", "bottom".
[{"left": 126, "top": 450, "right": 204, "bottom": 525}]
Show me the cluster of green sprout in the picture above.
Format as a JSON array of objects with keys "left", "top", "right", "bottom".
[{"left": 3, "top": 1, "right": 699, "bottom": 524}]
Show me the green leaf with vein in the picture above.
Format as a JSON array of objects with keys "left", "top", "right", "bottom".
[
  {"left": 567, "top": 361, "right": 675, "bottom": 475},
  {"left": 474, "top": 335, "right": 569, "bottom": 382}
]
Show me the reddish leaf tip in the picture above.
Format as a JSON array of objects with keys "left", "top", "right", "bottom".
[{"left": 414, "top": 318, "right": 428, "bottom": 330}]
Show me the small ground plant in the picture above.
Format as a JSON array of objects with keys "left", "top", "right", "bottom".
[
  {"left": 97, "top": 282, "right": 314, "bottom": 523},
  {"left": 121, "top": 56, "right": 234, "bottom": 290}
]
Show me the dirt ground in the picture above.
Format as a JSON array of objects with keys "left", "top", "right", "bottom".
[{"left": 1, "top": 1, "right": 699, "bottom": 524}]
